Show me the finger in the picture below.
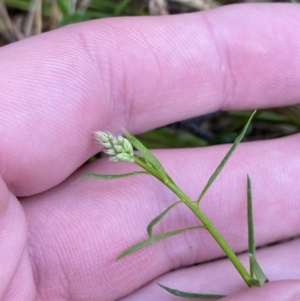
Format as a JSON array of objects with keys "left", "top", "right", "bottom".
[
  {"left": 23, "top": 135, "right": 300, "bottom": 299},
  {"left": 1, "top": 4, "right": 300, "bottom": 196},
  {"left": 0, "top": 177, "right": 35, "bottom": 299},
  {"left": 121, "top": 239, "right": 300, "bottom": 301},
  {"left": 223, "top": 281, "right": 300, "bottom": 301},
  {"left": 131, "top": 281, "right": 300, "bottom": 301}
]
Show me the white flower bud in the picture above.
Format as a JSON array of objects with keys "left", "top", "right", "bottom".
[
  {"left": 102, "top": 142, "right": 112, "bottom": 149},
  {"left": 94, "top": 131, "right": 110, "bottom": 143},
  {"left": 114, "top": 145, "right": 124, "bottom": 153},
  {"left": 123, "top": 139, "right": 134, "bottom": 156},
  {"left": 109, "top": 156, "right": 119, "bottom": 162},
  {"left": 117, "top": 135, "right": 124, "bottom": 143},
  {"left": 116, "top": 153, "right": 134, "bottom": 162},
  {"left": 104, "top": 149, "right": 116, "bottom": 156},
  {"left": 94, "top": 130, "right": 134, "bottom": 163}
]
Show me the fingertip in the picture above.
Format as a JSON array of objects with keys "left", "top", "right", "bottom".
[{"left": 224, "top": 280, "right": 300, "bottom": 301}]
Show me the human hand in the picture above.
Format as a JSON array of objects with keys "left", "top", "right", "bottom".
[{"left": 0, "top": 3, "right": 300, "bottom": 300}]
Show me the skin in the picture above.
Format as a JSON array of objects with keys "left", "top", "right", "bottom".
[{"left": 0, "top": 3, "right": 300, "bottom": 300}]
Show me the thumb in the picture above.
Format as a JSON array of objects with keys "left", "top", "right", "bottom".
[
  {"left": 0, "top": 177, "right": 33, "bottom": 299},
  {"left": 224, "top": 280, "right": 300, "bottom": 301}
]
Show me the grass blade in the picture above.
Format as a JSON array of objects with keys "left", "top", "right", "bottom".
[
  {"left": 247, "top": 175, "right": 268, "bottom": 286},
  {"left": 80, "top": 171, "right": 149, "bottom": 181},
  {"left": 157, "top": 283, "right": 226, "bottom": 299},
  {"left": 197, "top": 110, "right": 256, "bottom": 205},
  {"left": 147, "top": 201, "right": 182, "bottom": 238},
  {"left": 56, "top": 0, "right": 68, "bottom": 16},
  {"left": 247, "top": 175, "right": 255, "bottom": 277},
  {"left": 250, "top": 255, "right": 269, "bottom": 286},
  {"left": 114, "top": 0, "right": 131, "bottom": 16},
  {"left": 118, "top": 226, "right": 205, "bottom": 259},
  {"left": 124, "top": 130, "right": 168, "bottom": 181}
]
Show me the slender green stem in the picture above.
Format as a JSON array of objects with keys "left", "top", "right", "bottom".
[
  {"left": 133, "top": 156, "right": 164, "bottom": 181},
  {"left": 134, "top": 156, "right": 252, "bottom": 286},
  {"left": 168, "top": 181, "right": 252, "bottom": 286}
]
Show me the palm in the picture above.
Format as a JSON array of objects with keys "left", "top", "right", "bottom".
[
  {"left": 3, "top": 144, "right": 299, "bottom": 300},
  {"left": 1, "top": 3, "right": 300, "bottom": 300}
]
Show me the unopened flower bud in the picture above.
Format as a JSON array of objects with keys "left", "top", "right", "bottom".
[{"left": 94, "top": 130, "right": 134, "bottom": 163}]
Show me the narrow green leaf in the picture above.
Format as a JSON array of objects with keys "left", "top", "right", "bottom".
[
  {"left": 247, "top": 175, "right": 255, "bottom": 278},
  {"left": 250, "top": 255, "right": 269, "bottom": 286},
  {"left": 197, "top": 110, "right": 256, "bottom": 205},
  {"left": 114, "top": 0, "right": 131, "bottom": 16},
  {"left": 246, "top": 175, "right": 269, "bottom": 286},
  {"left": 80, "top": 171, "right": 149, "bottom": 181},
  {"left": 56, "top": 0, "right": 69, "bottom": 16},
  {"left": 157, "top": 283, "right": 226, "bottom": 299},
  {"left": 118, "top": 226, "right": 205, "bottom": 259},
  {"left": 147, "top": 201, "right": 182, "bottom": 238},
  {"left": 137, "top": 127, "right": 208, "bottom": 149},
  {"left": 124, "top": 130, "right": 168, "bottom": 181}
]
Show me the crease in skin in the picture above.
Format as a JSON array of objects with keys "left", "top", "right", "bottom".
[
  {"left": 1, "top": 250, "right": 37, "bottom": 301},
  {"left": 0, "top": 194, "right": 28, "bottom": 300},
  {"left": 0, "top": 177, "right": 9, "bottom": 216},
  {"left": 199, "top": 11, "right": 235, "bottom": 111}
]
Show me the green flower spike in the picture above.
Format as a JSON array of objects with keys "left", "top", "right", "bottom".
[
  {"left": 84, "top": 112, "right": 271, "bottom": 300},
  {"left": 94, "top": 131, "right": 134, "bottom": 163}
]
